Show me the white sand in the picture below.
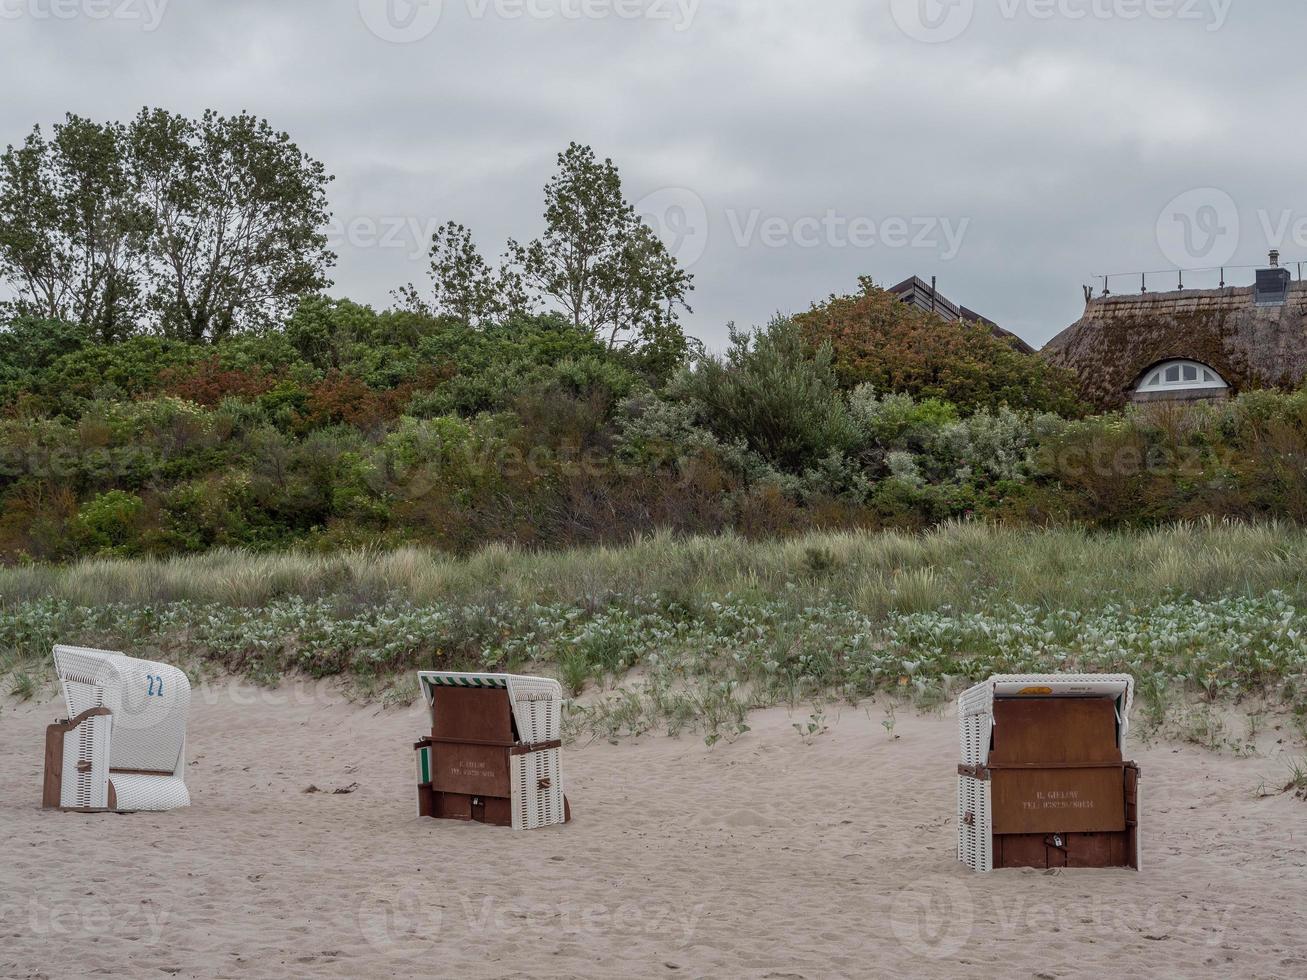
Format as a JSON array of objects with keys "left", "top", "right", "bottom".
[{"left": 3, "top": 683, "right": 1306, "bottom": 979}]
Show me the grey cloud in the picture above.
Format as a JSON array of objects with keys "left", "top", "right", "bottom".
[{"left": 1, "top": 0, "right": 1302, "bottom": 349}]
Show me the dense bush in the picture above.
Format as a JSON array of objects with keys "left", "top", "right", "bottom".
[
  {"left": 674, "top": 317, "right": 857, "bottom": 472},
  {"left": 4, "top": 120, "right": 1175, "bottom": 562},
  {"left": 4, "top": 289, "right": 1307, "bottom": 562},
  {"left": 796, "top": 277, "right": 1084, "bottom": 416}
]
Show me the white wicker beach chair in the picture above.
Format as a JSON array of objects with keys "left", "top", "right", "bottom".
[
  {"left": 44, "top": 645, "right": 191, "bottom": 813},
  {"left": 957, "top": 674, "right": 1137, "bottom": 873},
  {"left": 416, "top": 671, "right": 567, "bottom": 831}
]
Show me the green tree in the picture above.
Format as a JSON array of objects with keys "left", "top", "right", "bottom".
[
  {"left": 0, "top": 109, "right": 335, "bottom": 344},
  {"left": 0, "top": 116, "right": 150, "bottom": 341},
  {"left": 505, "top": 143, "right": 693, "bottom": 350},
  {"left": 129, "top": 108, "right": 335, "bottom": 341},
  {"left": 398, "top": 221, "right": 508, "bottom": 326}
]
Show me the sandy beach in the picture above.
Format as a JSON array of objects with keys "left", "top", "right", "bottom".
[{"left": 3, "top": 683, "right": 1306, "bottom": 979}]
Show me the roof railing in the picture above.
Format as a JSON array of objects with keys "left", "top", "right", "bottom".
[{"left": 1085, "top": 260, "right": 1306, "bottom": 301}]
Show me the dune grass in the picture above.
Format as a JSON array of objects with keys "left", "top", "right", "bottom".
[
  {"left": 3, "top": 521, "right": 1307, "bottom": 743},
  {"left": 3, "top": 519, "right": 1304, "bottom": 611}
]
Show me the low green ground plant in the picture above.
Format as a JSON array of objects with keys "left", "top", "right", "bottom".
[{"left": 5, "top": 523, "right": 1307, "bottom": 745}]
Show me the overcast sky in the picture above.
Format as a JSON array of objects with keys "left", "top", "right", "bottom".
[{"left": 2, "top": 0, "right": 1303, "bottom": 350}]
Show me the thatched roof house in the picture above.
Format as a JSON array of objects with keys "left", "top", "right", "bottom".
[{"left": 1043, "top": 257, "right": 1307, "bottom": 410}]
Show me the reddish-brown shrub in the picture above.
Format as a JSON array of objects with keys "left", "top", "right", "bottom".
[{"left": 160, "top": 358, "right": 281, "bottom": 407}]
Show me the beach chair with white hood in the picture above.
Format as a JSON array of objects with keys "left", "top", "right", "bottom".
[
  {"left": 44, "top": 645, "right": 191, "bottom": 812},
  {"left": 957, "top": 673, "right": 1138, "bottom": 872}
]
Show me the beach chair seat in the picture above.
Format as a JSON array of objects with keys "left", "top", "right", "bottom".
[
  {"left": 44, "top": 645, "right": 191, "bottom": 813},
  {"left": 957, "top": 673, "right": 1139, "bottom": 872},
  {"left": 415, "top": 671, "right": 570, "bottom": 831}
]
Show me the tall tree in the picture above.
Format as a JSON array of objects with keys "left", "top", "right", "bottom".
[
  {"left": 504, "top": 143, "right": 693, "bottom": 349},
  {"left": 399, "top": 221, "right": 506, "bottom": 326},
  {"left": 0, "top": 116, "right": 149, "bottom": 341},
  {"left": 0, "top": 109, "right": 336, "bottom": 343},
  {"left": 130, "top": 109, "right": 335, "bottom": 341}
]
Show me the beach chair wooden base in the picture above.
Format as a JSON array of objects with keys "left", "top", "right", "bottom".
[
  {"left": 417, "top": 781, "right": 571, "bottom": 827},
  {"left": 989, "top": 763, "right": 1141, "bottom": 869},
  {"left": 44, "top": 713, "right": 191, "bottom": 814}
]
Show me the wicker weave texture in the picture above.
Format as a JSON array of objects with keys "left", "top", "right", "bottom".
[{"left": 52, "top": 645, "right": 191, "bottom": 812}]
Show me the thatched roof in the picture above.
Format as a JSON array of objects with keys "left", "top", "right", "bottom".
[{"left": 1042, "top": 281, "right": 1307, "bottom": 410}]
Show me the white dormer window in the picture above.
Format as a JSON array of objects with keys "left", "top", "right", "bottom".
[{"left": 1136, "top": 360, "right": 1229, "bottom": 394}]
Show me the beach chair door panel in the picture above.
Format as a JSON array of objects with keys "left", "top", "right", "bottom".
[{"left": 430, "top": 742, "right": 512, "bottom": 799}]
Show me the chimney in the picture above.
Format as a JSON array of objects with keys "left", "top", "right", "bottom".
[{"left": 1269, "top": 249, "right": 1280, "bottom": 268}]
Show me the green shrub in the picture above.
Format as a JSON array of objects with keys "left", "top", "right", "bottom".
[
  {"left": 72, "top": 490, "right": 148, "bottom": 555},
  {"left": 676, "top": 317, "right": 857, "bottom": 472},
  {"left": 0, "top": 317, "right": 91, "bottom": 387},
  {"left": 28, "top": 337, "right": 203, "bottom": 414}
]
